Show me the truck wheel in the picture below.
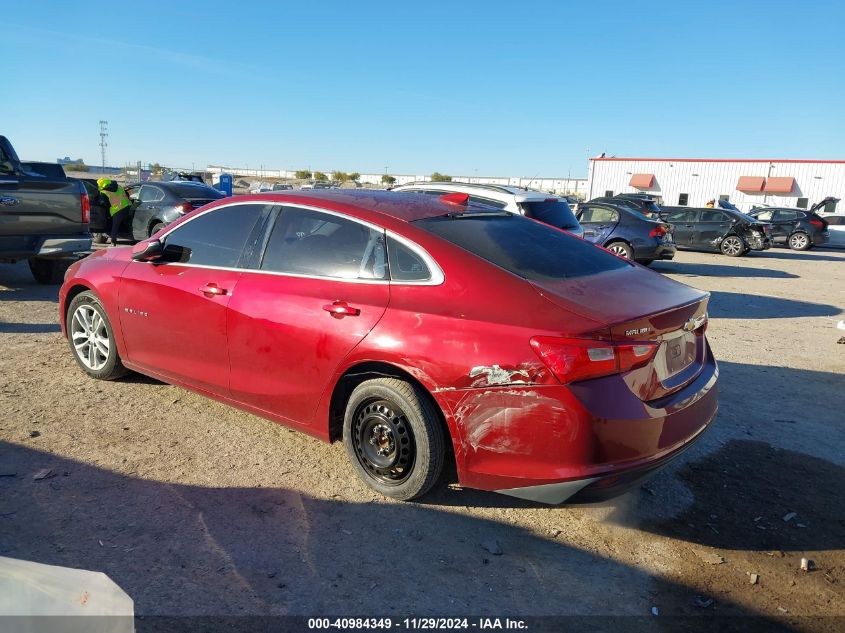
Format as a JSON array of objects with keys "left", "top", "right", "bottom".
[
  {"left": 720, "top": 235, "right": 744, "bottom": 257},
  {"left": 788, "top": 232, "right": 811, "bottom": 251},
  {"left": 66, "top": 291, "right": 128, "bottom": 380},
  {"left": 28, "top": 258, "right": 71, "bottom": 285},
  {"left": 343, "top": 378, "right": 444, "bottom": 501}
]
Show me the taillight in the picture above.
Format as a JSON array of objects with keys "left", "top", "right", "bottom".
[
  {"left": 649, "top": 225, "right": 667, "bottom": 238},
  {"left": 175, "top": 203, "right": 194, "bottom": 214},
  {"left": 530, "top": 337, "right": 659, "bottom": 384},
  {"left": 80, "top": 192, "right": 90, "bottom": 224},
  {"left": 810, "top": 219, "right": 825, "bottom": 229}
]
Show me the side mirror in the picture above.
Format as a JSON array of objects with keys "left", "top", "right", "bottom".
[{"left": 132, "top": 239, "right": 163, "bottom": 261}]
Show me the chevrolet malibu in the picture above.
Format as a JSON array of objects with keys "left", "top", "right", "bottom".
[{"left": 59, "top": 190, "right": 718, "bottom": 503}]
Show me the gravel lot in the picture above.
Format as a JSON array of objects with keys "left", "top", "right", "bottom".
[{"left": 1, "top": 247, "right": 843, "bottom": 628}]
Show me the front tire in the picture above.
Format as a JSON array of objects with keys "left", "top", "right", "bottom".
[
  {"left": 788, "top": 232, "right": 811, "bottom": 251},
  {"left": 66, "top": 291, "right": 128, "bottom": 380},
  {"left": 28, "top": 258, "right": 71, "bottom": 285},
  {"left": 720, "top": 235, "right": 744, "bottom": 257},
  {"left": 343, "top": 378, "right": 444, "bottom": 501}
]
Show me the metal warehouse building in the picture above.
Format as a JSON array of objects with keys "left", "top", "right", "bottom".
[{"left": 587, "top": 157, "right": 845, "bottom": 212}]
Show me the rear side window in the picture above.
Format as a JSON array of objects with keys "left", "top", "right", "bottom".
[
  {"left": 416, "top": 214, "right": 627, "bottom": 281},
  {"left": 164, "top": 203, "right": 265, "bottom": 268},
  {"left": 261, "top": 207, "right": 387, "bottom": 280},
  {"left": 139, "top": 185, "right": 164, "bottom": 203},
  {"left": 666, "top": 209, "right": 696, "bottom": 223},
  {"left": 699, "top": 210, "right": 728, "bottom": 222},
  {"left": 518, "top": 200, "right": 580, "bottom": 230},
  {"left": 387, "top": 237, "right": 430, "bottom": 281},
  {"left": 578, "top": 206, "right": 619, "bottom": 224}
]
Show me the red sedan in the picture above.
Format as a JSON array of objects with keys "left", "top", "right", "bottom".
[{"left": 59, "top": 190, "right": 718, "bottom": 503}]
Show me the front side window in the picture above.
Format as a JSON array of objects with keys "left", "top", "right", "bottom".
[
  {"left": 754, "top": 210, "right": 774, "bottom": 221},
  {"left": 164, "top": 203, "right": 265, "bottom": 268},
  {"left": 261, "top": 207, "right": 387, "bottom": 280},
  {"left": 699, "top": 210, "right": 727, "bottom": 223}
]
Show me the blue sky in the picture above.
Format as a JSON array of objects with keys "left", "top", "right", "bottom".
[{"left": 2, "top": 1, "right": 843, "bottom": 177}]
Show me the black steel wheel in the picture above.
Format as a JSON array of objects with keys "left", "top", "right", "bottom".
[{"left": 343, "top": 377, "right": 444, "bottom": 501}]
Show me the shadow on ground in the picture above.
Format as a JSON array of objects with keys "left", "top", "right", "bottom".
[
  {"left": 752, "top": 250, "right": 845, "bottom": 263},
  {"left": 651, "top": 261, "right": 799, "bottom": 279},
  {"left": 707, "top": 291, "right": 842, "bottom": 319},
  {"left": 0, "top": 263, "right": 61, "bottom": 303},
  {"left": 0, "top": 443, "right": 795, "bottom": 629}
]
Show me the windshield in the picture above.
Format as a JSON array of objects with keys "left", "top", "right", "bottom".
[
  {"left": 415, "top": 213, "right": 626, "bottom": 281},
  {"left": 518, "top": 199, "right": 580, "bottom": 230}
]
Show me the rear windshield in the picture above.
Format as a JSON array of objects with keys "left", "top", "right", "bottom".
[
  {"left": 518, "top": 199, "right": 580, "bottom": 230},
  {"left": 169, "top": 183, "right": 224, "bottom": 199},
  {"left": 416, "top": 214, "right": 628, "bottom": 281}
]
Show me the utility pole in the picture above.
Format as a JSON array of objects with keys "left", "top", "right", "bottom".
[{"left": 99, "top": 120, "right": 109, "bottom": 172}]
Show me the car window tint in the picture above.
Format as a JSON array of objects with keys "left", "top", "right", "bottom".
[
  {"left": 666, "top": 209, "right": 695, "bottom": 223},
  {"left": 580, "top": 206, "right": 618, "bottom": 224},
  {"left": 700, "top": 210, "right": 727, "bottom": 222},
  {"left": 774, "top": 210, "right": 798, "bottom": 221},
  {"left": 164, "top": 204, "right": 265, "bottom": 268},
  {"left": 468, "top": 195, "right": 507, "bottom": 209},
  {"left": 261, "top": 207, "right": 387, "bottom": 280},
  {"left": 139, "top": 186, "right": 164, "bottom": 203},
  {"left": 518, "top": 199, "right": 581, "bottom": 230},
  {"left": 416, "top": 214, "right": 627, "bottom": 281},
  {"left": 754, "top": 210, "right": 774, "bottom": 221},
  {"left": 387, "top": 237, "right": 431, "bottom": 281}
]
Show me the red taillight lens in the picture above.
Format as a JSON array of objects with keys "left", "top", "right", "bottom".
[
  {"left": 530, "top": 337, "right": 659, "bottom": 384},
  {"left": 810, "top": 219, "right": 825, "bottom": 229},
  {"left": 175, "top": 203, "right": 194, "bottom": 214},
  {"left": 649, "top": 225, "right": 667, "bottom": 237},
  {"left": 80, "top": 192, "right": 90, "bottom": 224}
]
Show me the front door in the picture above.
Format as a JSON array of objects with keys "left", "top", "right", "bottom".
[
  {"left": 227, "top": 205, "right": 390, "bottom": 427},
  {"left": 118, "top": 202, "right": 267, "bottom": 392}
]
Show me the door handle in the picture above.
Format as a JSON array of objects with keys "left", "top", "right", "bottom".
[
  {"left": 199, "top": 283, "right": 228, "bottom": 297},
  {"left": 322, "top": 301, "right": 361, "bottom": 318}
]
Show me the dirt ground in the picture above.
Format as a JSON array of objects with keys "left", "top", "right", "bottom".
[{"left": 1, "top": 246, "right": 844, "bottom": 629}]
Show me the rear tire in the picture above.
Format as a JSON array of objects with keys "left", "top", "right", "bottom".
[
  {"left": 606, "top": 241, "right": 633, "bottom": 259},
  {"left": 66, "top": 291, "right": 129, "bottom": 380},
  {"left": 788, "top": 232, "right": 811, "bottom": 251},
  {"left": 343, "top": 377, "right": 444, "bottom": 501},
  {"left": 149, "top": 222, "right": 166, "bottom": 238},
  {"left": 28, "top": 258, "right": 71, "bottom": 285},
  {"left": 720, "top": 235, "right": 744, "bottom": 257}
]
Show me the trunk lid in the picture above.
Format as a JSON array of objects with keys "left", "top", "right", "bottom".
[{"left": 532, "top": 266, "right": 710, "bottom": 401}]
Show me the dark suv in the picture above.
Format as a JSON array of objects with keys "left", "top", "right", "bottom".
[
  {"left": 577, "top": 201, "right": 675, "bottom": 265},
  {"left": 747, "top": 207, "right": 830, "bottom": 250},
  {"left": 660, "top": 206, "right": 771, "bottom": 256}
]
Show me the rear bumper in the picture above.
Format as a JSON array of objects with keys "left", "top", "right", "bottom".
[
  {"left": 634, "top": 241, "right": 675, "bottom": 262},
  {"left": 0, "top": 235, "right": 92, "bottom": 261},
  {"left": 438, "top": 342, "right": 719, "bottom": 503}
]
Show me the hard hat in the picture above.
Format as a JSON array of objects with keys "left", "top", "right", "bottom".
[{"left": 97, "top": 178, "right": 112, "bottom": 189}]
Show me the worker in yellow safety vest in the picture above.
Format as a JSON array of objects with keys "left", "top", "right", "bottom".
[{"left": 97, "top": 178, "right": 133, "bottom": 246}]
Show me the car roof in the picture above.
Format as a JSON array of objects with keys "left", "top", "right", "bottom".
[
  {"left": 393, "top": 181, "right": 559, "bottom": 202},
  {"left": 223, "top": 189, "right": 484, "bottom": 223}
]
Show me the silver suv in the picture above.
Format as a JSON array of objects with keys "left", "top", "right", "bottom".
[{"left": 391, "top": 181, "right": 583, "bottom": 237}]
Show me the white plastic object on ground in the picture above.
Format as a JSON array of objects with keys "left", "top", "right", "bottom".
[{"left": 0, "top": 556, "right": 134, "bottom": 633}]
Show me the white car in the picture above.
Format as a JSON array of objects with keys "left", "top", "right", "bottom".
[
  {"left": 390, "top": 181, "right": 584, "bottom": 237},
  {"left": 821, "top": 214, "right": 845, "bottom": 248}
]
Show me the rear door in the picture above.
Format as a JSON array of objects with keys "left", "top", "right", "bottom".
[
  {"left": 773, "top": 210, "right": 800, "bottom": 241},
  {"left": 118, "top": 202, "right": 268, "bottom": 392},
  {"left": 664, "top": 209, "right": 698, "bottom": 248},
  {"left": 577, "top": 205, "right": 619, "bottom": 244},
  {"left": 227, "top": 205, "right": 390, "bottom": 426},
  {"left": 130, "top": 184, "right": 164, "bottom": 239},
  {"left": 693, "top": 210, "right": 734, "bottom": 250}
]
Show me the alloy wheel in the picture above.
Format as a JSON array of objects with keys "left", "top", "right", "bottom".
[
  {"left": 790, "top": 233, "right": 809, "bottom": 250},
  {"left": 722, "top": 236, "right": 742, "bottom": 256},
  {"left": 351, "top": 399, "right": 415, "bottom": 485},
  {"left": 608, "top": 244, "right": 630, "bottom": 258},
  {"left": 70, "top": 304, "right": 110, "bottom": 371}
]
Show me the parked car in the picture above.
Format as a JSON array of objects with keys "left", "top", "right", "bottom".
[
  {"left": 125, "top": 181, "right": 225, "bottom": 240},
  {"left": 300, "top": 182, "right": 333, "bottom": 190},
  {"left": 746, "top": 207, "right": 829, "bottom": 250},
  {"left": 60, "top": 190, "right": 718, "bottom": 504},
  {"left": 391, "top": 181, "right": 584, "bottom": 237},
  {"left": 576, "top": 201, "right": 675, "bottom": 265},
  {"left": 659, "top": 206, "right": 771, "bottom": 256},
  {"left": 0, "top": 135, "right": 91, "bottom": 283},
  {"left": 820, "top": 213, "right": 845, "bottom": 248}
]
